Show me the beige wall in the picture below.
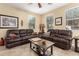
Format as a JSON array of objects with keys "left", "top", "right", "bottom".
[
  {"left": 0, "top": 3, "right": 79, "bottom": 39},
  {"left": 0, "top": 4, "right": 41, "bottom": 38},
  {"left": 42, "top": 3, "right": 79, "bottom": 36}
]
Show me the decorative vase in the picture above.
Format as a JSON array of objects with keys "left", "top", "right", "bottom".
[
  {"left": 42, "top": 41, "right": 46, "bottom": 45},
  {"left": 39, "top": 24, "right": 45, "bottom": 33}
]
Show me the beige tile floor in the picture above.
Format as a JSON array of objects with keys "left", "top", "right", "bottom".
[{"left": 0, "top": 42, "right": 79, "bottom": 56}]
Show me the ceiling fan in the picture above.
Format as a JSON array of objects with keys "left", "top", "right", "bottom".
[
  {"left": 38, "top": 3, "right": 52, "bottom": 8},
  {"left": 38, "top": 3, "right": 42, "bottom": 8},
  {"left": 28, "top": 3, "right": 52, "bottom": 8}
]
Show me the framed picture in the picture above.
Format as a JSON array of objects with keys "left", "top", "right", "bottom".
[
  {"left": 55, "top": 17, "right": 62, "bottom": 26},
  {"left": 0, "top": 14, "right": 19, "bottom": 29}
]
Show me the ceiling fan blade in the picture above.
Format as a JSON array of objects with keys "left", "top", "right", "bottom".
[{"left": 38, "top": 3, "right": 42, "bottom": 8}]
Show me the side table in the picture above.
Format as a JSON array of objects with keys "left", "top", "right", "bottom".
[{"left": 73, "top": 36, "right": 79, "bottom": 52}]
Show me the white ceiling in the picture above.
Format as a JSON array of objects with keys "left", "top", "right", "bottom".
[{"left": 5, "top": 3, "right": 67, "bottom": 14}]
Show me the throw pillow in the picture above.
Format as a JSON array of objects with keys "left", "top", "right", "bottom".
[
  {"left": 43, "top": 32, "right": 50, "bottom": 36},
  {"left": 32, "top": 32, "right": 37, "bottom": 35},
  {"left": 9, "top": 33, "right": 16, "bottom": 39}
]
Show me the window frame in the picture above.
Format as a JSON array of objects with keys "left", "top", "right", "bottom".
[
  {"left": 46, "top": 16, "right": 53, "bottom": 29},
  {"left": 28, "top": 16, "right": 36, "bottom": 29},
  {"left": 65, "top": 6, "right": 79, "bottom": 30}
]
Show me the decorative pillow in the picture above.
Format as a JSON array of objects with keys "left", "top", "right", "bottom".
[
  {"left": 43, "top": 32, "right": 50, "bottom": 36},
  {"left": 32, "top": 32, "right": 37, "bottom": 35},
  {"left": 9, "top": 33, "right": 16, "bottom": 39}
]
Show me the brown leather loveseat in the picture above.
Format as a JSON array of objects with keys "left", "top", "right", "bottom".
[{"left": 40, "top": 29, "right": 72, "bottom": 50}]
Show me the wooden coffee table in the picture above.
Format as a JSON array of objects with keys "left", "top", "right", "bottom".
[{"left": 29, "top": 38, "right": 54, "bottom": 56}]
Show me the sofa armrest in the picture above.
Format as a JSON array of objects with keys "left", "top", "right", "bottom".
[
  {"left": 4, "top": 37, "right": 10, "bottom": 45},
  {"left": 65, "top": 37, "right": 73, "bottom": 41}
]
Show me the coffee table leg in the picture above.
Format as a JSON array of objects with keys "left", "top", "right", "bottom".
[
  {"left": 43, "top": 49, "right": 45, "bottom": 56},
  {"left": 30, "top": 42, "right": 31, "bottom": 48}
]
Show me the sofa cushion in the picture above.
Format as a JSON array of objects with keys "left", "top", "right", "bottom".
[
  {"left": 26, "top": 29, "right": 33, "bottom": 33},
  {"left": 19, "top": 29, "right": 26, "bottom": 34},
  {"left": 8, "top": 30, "right": 19, "bottom": 35},
  {"left": 26, "top": 33, "right": 32, "bottom": 36},
  {"left": 52, "top": 37, "right": 69, "bottom": 44},
  {"left": 25, "top": 36, "right": 32, "bottom": 39},
  {"left": 50, "top": 29, "right": 59, "bottom": 36},
  {"left": 41, "top": 35, "right": 50, "bottom": 38},
  {"left": 53, "top": 29, "right": 59, "bottom": 34},
  {"left": 58, "top": 30, "right": 72, "bottom": 36},
  {"left": 22, "top": 35, "right": 35, "bottom": 40},
  {"left": 51, "top": 33, "right": 59, "bottom": 37},
  {"left": 7, "top": 38, "right": 22, "bottom": 44},
  {"left": 55, "top": 34, "right": 71, "bottom": 40},
  {"left": 20, "top": 34, "right": 27, "bottom": 37}
]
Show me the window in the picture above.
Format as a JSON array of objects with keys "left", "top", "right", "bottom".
[
  {"left": 66, "top": 7, "right": 79, "bottom": 30},
  {"left": 46, "top": 16, "right": 53, "bottom": 29},
  {"left": 28, "top": 16, "right": 35, "bottom": 29}
]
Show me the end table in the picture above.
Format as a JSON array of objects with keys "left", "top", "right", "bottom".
[{"left": 73, "top": 36, "right": 79, "bottom": 52}]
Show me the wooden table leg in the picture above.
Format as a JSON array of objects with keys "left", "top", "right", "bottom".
[
  {"left": 75, "top": 39, "right": 79, "bottom": 52},
  {"left": 43, "top": 48, "right": 45, "bottom": 56},
  {"left": 30, "top": 42, "right": 31, "bottom": 48}
]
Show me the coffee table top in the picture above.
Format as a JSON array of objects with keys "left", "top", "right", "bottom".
[{"left": 29, "top": 37, "right": 54, "bottom": 49}]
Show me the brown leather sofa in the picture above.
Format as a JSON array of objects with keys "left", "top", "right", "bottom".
[
  {"left": 40, "top": 29, "right": 72, "bottom": 50},
  {"left": 5, "top": 29, "right": 36, "bottom": 48}
]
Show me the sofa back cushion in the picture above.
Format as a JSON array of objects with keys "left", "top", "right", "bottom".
[
  {"left": 9, "top": 33, "right": 17, "bottom": 39},
  {"left": 26, "top": 29, "right": 33, "bottom": 33},
  {"left": 26, "top": 29, "right": 34, "bottom": 35},
  {"left": 48, "top": 29, "right": 72, "bottom": 37},
  {"left": 19, "top": 29, "right": 27, "bottom": 37},
  {"left": 53, "top": 29, "right": 59, "bottom": 34},
  {"left": 19, "top": 29, "right": 33, "bottom": 37},
  {"left": 50, "top": 29, "right": 59, "bottom": 36},
  {"left": 8, "top": 30, "right": 19, "bottom": 34},
  {"left": 47, "top": 29, "right": 59, "bottom": 36},
  {"left": 6, "top": 30, "right": 19, "bottom": 39},
  {"left": 58, "top": 30, "right": 72, "bottom": 37},
  {"left": 19, "top": 29, "right": 26, "bottom": 33}
]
